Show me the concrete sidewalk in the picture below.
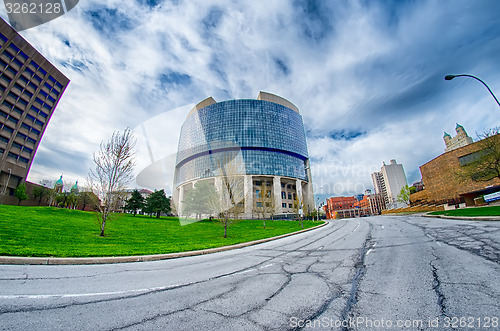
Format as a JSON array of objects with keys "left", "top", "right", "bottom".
[
  {"left": 0, "top": 222, "right": 328, "bottom": 265},
  {"left": 424, "top": 214, "right": 500, "bottom": 221}
]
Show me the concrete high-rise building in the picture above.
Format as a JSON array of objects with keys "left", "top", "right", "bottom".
[
  {"left": 0, "top": 18, "right": 69, "bottom": 200},
  {"left": 372, "top": 159, "right": 408, "bottom": 209},
  {"left": 444, "top": 123, "right": 473, "bottom": 152},
  {"left": 173, "top": 92, "right": 313, "bottom": 218}
]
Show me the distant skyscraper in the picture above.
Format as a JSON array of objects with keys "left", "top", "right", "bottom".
[
  {"left": 372, "top": 159, "right": 408, "bottom": 209},
  {"left": 0, "top": 18, "right": 69, "bottom": 198},
  {"left": 444, "top": 123, "right": 473, "bottom": 152}
]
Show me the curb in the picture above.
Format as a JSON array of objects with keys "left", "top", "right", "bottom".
[
  {"left": 423, "top": 214, "right": 500, "bottom": 221},
  {"left": 0, "top": 221, "right": 328, "bottom": 265}
]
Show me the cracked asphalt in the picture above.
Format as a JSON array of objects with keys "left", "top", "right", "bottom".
[{"left": 0, "top": 215, "right": 499, "bottom": 330}]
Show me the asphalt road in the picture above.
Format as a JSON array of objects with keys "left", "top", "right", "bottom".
[{"left": 0, "top": 215, "right": 499, "bottom": 330}]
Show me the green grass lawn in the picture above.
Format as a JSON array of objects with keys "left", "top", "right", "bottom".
[
  {"left": 428, "top": 205, "right": 500, "bottom": 217},
  {"left": 0, "top": 205, "right": 323, "bottom": 257}
]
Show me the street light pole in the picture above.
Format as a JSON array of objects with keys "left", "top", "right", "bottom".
[{"left": 444, "top": 74, "right": 500, "bottom": 109}]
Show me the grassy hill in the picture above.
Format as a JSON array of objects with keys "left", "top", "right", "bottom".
[{"left": 0, "top": 205, "right": 322, "bottom": 257}]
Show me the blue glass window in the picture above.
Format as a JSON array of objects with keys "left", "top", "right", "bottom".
[
  {"left": 0, "top": 75, "right": 11, "bottom": 84},
  {"left": 2, "top": 100, "right": 14, "bottom": 109},
  {"left": 6, "top": 66, "right": 17, "bottom": 75},
  {"left": 13, "top": 107, "right": 23, "bottom": 115},
  {"left": 24, "top": 67, "right": 34, "bottom": 76},
  {"left": 13, "top": 58, "right": 23, "bottom": 67},
  {"left": 2, "top": 125, "right": 14, "bottom": 134},
  {"left": 19, "top": 51, "right": 28, "bottom": 61},
  {"left": 8, "top": 92, "right": 18, "bottom": 100},
  {"left": 23, "top": 89, "right": 33, "bottom": 98},
  {"left": 16, "top": 132, "right": 27, "bottom": 140},
  {"left": 8, "top": 43, "right": 20, "bottom": 53},
  {"left": 0, "top": 135, "right": 8, "bottom": 143},
  {"left": 3, "top": 52, "right": 14, "bottom": 60},
  {"left": 30, "top": 60, "right": 40, "bottom": 69}
]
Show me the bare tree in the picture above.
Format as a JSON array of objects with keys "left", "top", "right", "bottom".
[
  {"left": 292, "top": 194, "right": 304, "bottom": 229},
  {"left": 210, "top": 157, "right": 247, "bottom": 238},
  {"left": 88, "top": 128, "right": 136, "bottom": 236},
  {"left": 253, "top": 181, "right": 276, "bottom": 229},
  {"left": 456, "top": 128, "right": 500, "bottom": 182}
]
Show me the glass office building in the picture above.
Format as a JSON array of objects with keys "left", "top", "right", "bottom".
[{"left": 173, "top": 92, "right": 313, "bottom": 217}]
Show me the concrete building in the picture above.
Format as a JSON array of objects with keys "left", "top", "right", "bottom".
[
  {"left": 0, "top": 18, "right": 69, "bottom": 203},
  {"left": 444, "top": 123, "right": 473, "bottom": 152},
  {"left": 173, "top": 92, "right": 313, "bottom": 218},
  {"left": 372, "top": 159, "right": 408, "bottom": 209},
  {"left": 357, "top": 193, "right": 385, "bottom": 216}
]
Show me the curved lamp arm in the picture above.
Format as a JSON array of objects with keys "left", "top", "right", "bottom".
[{"left": 445, "top": 74, "right": 500, "bottom": 108}]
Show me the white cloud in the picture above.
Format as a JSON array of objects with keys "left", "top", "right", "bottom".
[{"left": 0, "top": 0, "right": 497, "bottom": 200}]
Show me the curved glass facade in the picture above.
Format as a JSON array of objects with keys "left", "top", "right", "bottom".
[{"left": 174, "top": 98, "right": 309, "bottom": 188}]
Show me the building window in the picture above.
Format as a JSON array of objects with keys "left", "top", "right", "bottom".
[
  {"left": 282, "top": 203, "right": 287, "bottom": 208},
  {"left": 256, "top": 202, "right": 262, "bottom": 208},
  {"left": 256, "top": 190, "right": 261, "bottom": 198},
  {"left": 289, "top": 203, "right": 292, "bottom": 208},
  {"left": 281, "top": 191, "right": 286, "bottom": 199},
  {"left": 288, "top": 193, "right": 292, "bottom": 200}
]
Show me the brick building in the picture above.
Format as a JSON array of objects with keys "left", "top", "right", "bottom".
[
  {"left": 419, "top": 133, "right": 500, "bottom": 206},
  {"left": 324, "top": 196, "right": 359, "bottom": 219}
]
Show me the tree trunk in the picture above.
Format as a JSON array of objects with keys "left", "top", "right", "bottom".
[
  {"left": 224, "top": 224, "right": 227, "bottom": 238},
  {"left": 100, "top": 219, "right": 106, "bottom": 236},
  {"left": 263, "top": 219, "right": 266, "bottom": 229},
  {"left": 301, "top": 218, "right": 303, "bottom": 229},
  {"left": 156, "top": 211, "right": 160, "bottom": 218}
]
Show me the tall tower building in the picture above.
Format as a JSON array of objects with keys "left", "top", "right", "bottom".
[
  {"left": 372, "top": 159, "right": 408, "bottom": 209},
  {"left": 444, "top": 123, "right": 473, "bottom": 152},
  {"left": 173, "top": 92, "right": 313, "bottom": 218},
  {"left": 0, "top": 18, "right": 69, "bottom": 198}
]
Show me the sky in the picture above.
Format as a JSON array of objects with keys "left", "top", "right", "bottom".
[{"left": 1, "top": 0, "right": 500, "bottom": 203}]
